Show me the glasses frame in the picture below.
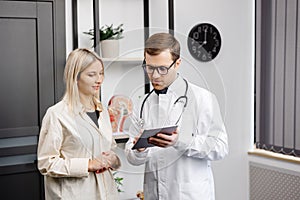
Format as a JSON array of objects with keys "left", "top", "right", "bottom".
[{"left": 143, "top": 59, "right": 177, "bottom": 75}]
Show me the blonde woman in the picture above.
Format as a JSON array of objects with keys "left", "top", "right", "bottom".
[{"left": 38, "top": 48, "right": 120, "bottom": 200}]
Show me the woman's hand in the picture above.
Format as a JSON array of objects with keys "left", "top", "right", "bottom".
[
  {"left": 88, "top": 158, "right": 110, "bottom": 173},
  {"left": 101, "top": 151, "right": 121, "bottom": 170}
]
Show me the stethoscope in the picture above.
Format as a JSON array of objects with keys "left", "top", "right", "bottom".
[{"left": 138, "top": 78, "right": 189, "bottom": 128}]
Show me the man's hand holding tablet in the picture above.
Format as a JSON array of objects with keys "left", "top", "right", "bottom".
[{"left": 132, "top": 125, "right": 178, "bottom": 150}]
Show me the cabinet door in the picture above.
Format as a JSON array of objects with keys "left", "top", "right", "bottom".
[{"left": 0, "top": 1, "right": 65, "bottom": 199}]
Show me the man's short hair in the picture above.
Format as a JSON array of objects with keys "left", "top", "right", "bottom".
[{"left": 145, "top": 33, "right": 180, "bottom": 61}]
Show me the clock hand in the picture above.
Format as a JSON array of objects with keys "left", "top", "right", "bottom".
[
  {"left": 191, "top": 39, "right": 205, "bottom": 49},
  {"left": 203, "top": 30, "right": 207, "bottom": 44},
  {"left": 197, "top": 41, "right": 205, "bottom": 49}
]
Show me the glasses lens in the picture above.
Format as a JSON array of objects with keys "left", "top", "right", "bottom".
[
  {"left": 157, "top": 66, "right": 168, "bottom": 75},
  {"left": 145, "top": 65, "right": 155, "bottom": 74}
]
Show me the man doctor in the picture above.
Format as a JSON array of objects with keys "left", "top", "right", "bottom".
[{"left": 125, "top": 33, "right": 228, "bottom": 200}]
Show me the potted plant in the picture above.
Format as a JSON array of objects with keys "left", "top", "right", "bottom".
[{"left": 84, "top": 24, "right": 124, "bottom": 58}]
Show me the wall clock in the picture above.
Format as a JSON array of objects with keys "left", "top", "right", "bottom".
[{"left": 187, "top": 23, "right": 222, "bottom": 62}]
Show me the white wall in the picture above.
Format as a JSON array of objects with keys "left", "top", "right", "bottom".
[
  {"left": 64, "top": 1, "right": 298, "bottom": 200},
  {"left": 175, "top": 1, "right": 254, "bottom": 200}
]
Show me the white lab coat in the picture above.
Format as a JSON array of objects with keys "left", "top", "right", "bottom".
[
  {"left": 38, "top": 99, "right": 119, "bottom": 200},
  {"left": 125, "top": 76, "right": 228, "bottom": 200}
]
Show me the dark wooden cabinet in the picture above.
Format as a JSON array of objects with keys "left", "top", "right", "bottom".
[{"left": 0, "top": 1, "right": 65, "bottom": 199}]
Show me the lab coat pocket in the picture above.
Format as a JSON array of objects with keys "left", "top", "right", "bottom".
[{"left": 179, "top": 179, "right": 211, "bottom": 200}]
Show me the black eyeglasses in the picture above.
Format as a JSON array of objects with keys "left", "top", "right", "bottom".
[{"left": 143, "top": 59, "right": 177, "bottom": 75}]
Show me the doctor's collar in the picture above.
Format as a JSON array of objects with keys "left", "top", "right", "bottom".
[
  {"left": 154, "top": 87, "right": 168, "bottom": 95},
  {"left": 168, "top": 75, "right": 187, "bottom": 95},
  {"left": 153, "top": 73, "right": 180, "bottom": 96}
]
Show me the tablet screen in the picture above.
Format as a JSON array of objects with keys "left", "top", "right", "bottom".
[{"left": 131, "top": 125, "right": 178, "bottom": 150}]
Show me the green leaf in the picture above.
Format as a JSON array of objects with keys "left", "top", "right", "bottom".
[
  {"left": 83, "top": 24, "right": 124, "bottom": 42},
  {"left": 112, "top": 171, "right": 124, "bottom": 193}
]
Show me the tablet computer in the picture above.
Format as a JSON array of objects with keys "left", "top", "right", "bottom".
[{"left": 131, "top": 125, "right": 178, "bottom": 150}]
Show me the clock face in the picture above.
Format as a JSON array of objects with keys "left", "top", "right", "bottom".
[{"left": 187, "top": 23, "right": 221, "bottom": 62}]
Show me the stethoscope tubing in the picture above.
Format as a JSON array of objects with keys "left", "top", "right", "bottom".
[{"left": 139, "top": 78, "right": 189, "bottom": 125}]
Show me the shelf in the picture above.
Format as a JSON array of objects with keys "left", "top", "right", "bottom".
[
  {"left": 102, "top": 57, "right": 143, "bottom": 62},
  {"left": 113, "top": 132, "right": 129, "bottom": 143}
]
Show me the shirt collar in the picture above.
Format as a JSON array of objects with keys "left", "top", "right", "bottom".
[
  {"left": 168, "top": 74, "right": 187, "bottom": 97},
  {"left": 154, "top": 87, "right": 168, "bottom": 95},
  {"left": 153, "top": 74, "right": 187, "bottom": 97}
]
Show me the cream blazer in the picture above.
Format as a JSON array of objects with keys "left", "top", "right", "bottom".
[{"left": 38, "top": 100, "right": 119, "bottom": 200}]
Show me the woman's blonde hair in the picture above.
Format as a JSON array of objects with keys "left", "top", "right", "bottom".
[{"left": 63, "top": 48, "right": 103, "bottom": 112}]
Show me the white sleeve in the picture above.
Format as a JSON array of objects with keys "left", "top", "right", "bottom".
[
  {"left": 37, "top": 109, "right": 89, "bottom": 177},
  {"left": 174, "top": 92, "right": 229, "bottom": 161},
  {"left": 124, "top": 97, "right": 150, "bottom": 165}
]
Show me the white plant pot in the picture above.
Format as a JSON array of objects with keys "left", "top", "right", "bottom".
[{"left": 100, "top": 40, "right": 119, "bottom": 58}]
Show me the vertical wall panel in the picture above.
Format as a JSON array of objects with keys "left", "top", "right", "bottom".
[
  {"left": 0, "top": 18, "right": 38, "bottom": 131},
  {"left": 259, "top": 0, "right": 276, "bottom": 144},
  {"left": 255, "top": 0, "right": 262, "bottom": 143},
  {"left": 273, "top": 0, "right": 286, "bottom": 147},
  {"left": 37, "top": 2, "right": 55, "bottom": 120},
  {"left": 268, "top": 0, "right": 276, "bottom": 144},
  {"left": 296, "top": 1, "right": 300, "bottom": 151},
  {"left": 284, "top": 0, "right": 297, "bottom": 149}
]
